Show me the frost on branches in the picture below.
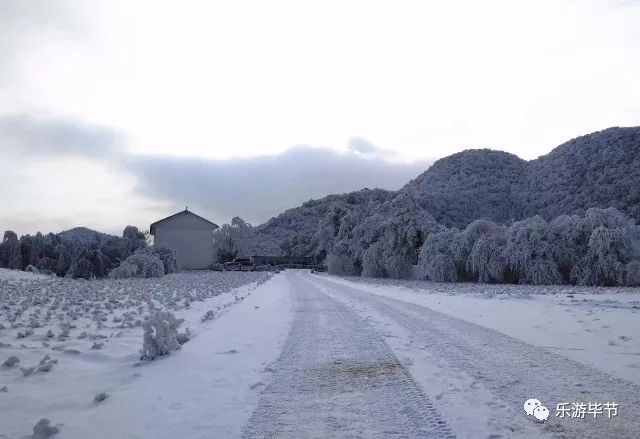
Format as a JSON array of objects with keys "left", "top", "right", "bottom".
[{"left": 140, "top": 311, "right": 185, "bottom": 360}]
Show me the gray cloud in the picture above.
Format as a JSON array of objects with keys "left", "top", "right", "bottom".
[
  {"left": 1, "top": 113, "right": 430, "bottom": 229},
  {"left": 0, "top": 114, "right": 124, "bottom": 158},
  {"left": 347, "top": 137, "right": 399, "bottom": 160},
  {"left": 128, "top": 146, "right": 429, "bottom": 226}
]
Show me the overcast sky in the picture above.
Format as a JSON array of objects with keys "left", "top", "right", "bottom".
[{"left": 1, "top": 0, "right": 639, "bottom": 236}]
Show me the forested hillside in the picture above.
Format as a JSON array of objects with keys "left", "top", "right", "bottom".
[
  {"left": 248, "top": 127, "right": 640, "bottom": 285},
  {"left": 404, "top": 126, "right": 640, "bottom": 228}
]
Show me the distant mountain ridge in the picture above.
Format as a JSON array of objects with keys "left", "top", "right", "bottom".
[
  {"left": 58, "top": 227, "right": 117, "bottom": 243},
  {"left": 249, "top": 126, "right": 640, "bottom": 255},
  {"left": 406, "top": 126, "right": 640, "bottom": 228}
]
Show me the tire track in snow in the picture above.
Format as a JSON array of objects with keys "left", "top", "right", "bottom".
[
  {"left": 309, "top": 274, "right": 640, "bottom": 439},
  {"left": 242, "top": 272, "right": 455, "bottom": 439}
]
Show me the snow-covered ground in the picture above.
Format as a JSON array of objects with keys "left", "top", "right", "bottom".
[
  {"left": 0, "top": 269, "right": 289, "bottom": 439},
  {"left": 324, "top": 275, "right": 640, "bottom": 386},
  {"left": 2, "top": 268, "right": 639, "bottom": 438}
]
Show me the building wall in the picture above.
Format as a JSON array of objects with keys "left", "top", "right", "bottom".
[{"left": 153, "top": 214, "right": 215, "bottom": 269}]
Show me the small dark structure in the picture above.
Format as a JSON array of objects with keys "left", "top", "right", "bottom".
[
  {"left": 251, "top": 255, "right": 316, "bottom": 268},
  {"left": 223, "top": 255, "right": 317, "bottom": 271}
]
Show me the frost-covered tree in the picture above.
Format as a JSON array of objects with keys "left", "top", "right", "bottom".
[
  {"left": 65, "top": 258, "right": 93, "bottom": 279},
  {"left": 54, "top": 243, "right": 70, "bottom": 276},
  {"left": 361, "top": 241, "right": 386, "bottom": 278},
  {"left": 424, "top": 253, "right": 458, "bottom": 282},
  {"left": 451, "top": 219, "right": 502, "bottom": 280},
  {"left": 1, "top": 231, "right": 21, "bottom": 269},
  {"left": 468, "top": 231, "right": 508, "bottom": 283},
  {"left": 326, "top": 240, "right": 359, "bottom": 275},
  {"left": 122, "top": 225, "right": 147, "bottom": 255},
  {"left": 503, "top": 216, "right": 561, "bottom": 285},
  {"left": 417, "top": 229, "right": 458, "bottom": 281},
  {"left": 549, "top": 214, "right": 584, "bottom": 281},
  {"left": 29, "top": 232, "right": 45, "bottom": 267},
  {"left": 212, "top": 217, "right": 253, "bottom": 263},
  {"left": 626, "top": 261, "right": 640, "bottom": 287},
  {"left": 571, "top": 226, "right": 634, "bottom": 286}
]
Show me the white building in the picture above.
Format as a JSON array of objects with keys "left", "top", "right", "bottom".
[{"left": 150, "top": 209, "right": 218, "bottom": 270}]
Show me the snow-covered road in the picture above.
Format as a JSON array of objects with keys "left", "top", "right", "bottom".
[{"left": 243, "top": 272, "right": 454, "bottom": 439}]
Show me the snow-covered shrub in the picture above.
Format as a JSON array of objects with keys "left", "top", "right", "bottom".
[
  {"left": 21, "top": 366, "right": 35, "bottom": 377},
  {"left": 31, "top": 418, "right": 60, "bottom": 439},
  {"left": 37, "top": 355, "right": 58, "bottom": 373},
  {"left": 25, "top": 265, "right": 40, "bottom": 274},
  {"left": 94, "top": 392, "right": 108, "bottom": 403},
  {"left": 625, "top": 261, "right": 640, "bottom": 287},
  {"left": 503, "top": 216, "right": 561, "bottom": 285},
  {"left": 126, "top": 253, "right": 164, "bottom": 278},
  {"left": 176, "top": 328, "right": 191, "bottom": 345},
  {"left": 109, "top": 253, "right": 164, "bottom": 279},
  {"left": 3, "top": 355, "right": 19, "bottom": 367},
  {"left": 108, "top": 261, "right": 138, "bottom": 279},
  {"left": 140, "top": 311, "right": 184, "bottom": 360},
  {"left": 468, "top": 232, "right": 508, "bottom": 283},
  {"left": 201, "top": 310, "right": 215, "bottom": 322},
  {"left": 136, "top": 247, "right": 179, "bottom": 274}
]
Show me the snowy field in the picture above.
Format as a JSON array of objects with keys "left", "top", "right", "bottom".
[
  {"left": 0, "top": 269, "right": 284, "bottom": 439},
  {"left": 325, "top": 275, "right": 640, "bottom": 385},
  {"left": 2, "top": 268, "right": 640, "bottom": 439}
]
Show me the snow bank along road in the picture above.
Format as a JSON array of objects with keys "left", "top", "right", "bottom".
[{"left": 242, "top": 271, "right": 640, "bottom": 439}]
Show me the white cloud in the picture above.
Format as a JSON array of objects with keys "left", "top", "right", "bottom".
[{"left": 1, "top": 0, "right": 639, "bottom": 233}]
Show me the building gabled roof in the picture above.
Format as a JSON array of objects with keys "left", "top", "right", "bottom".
[{"left": 150, "top": 209, "right": 218, "bottom": 235}]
